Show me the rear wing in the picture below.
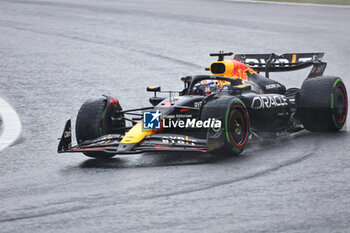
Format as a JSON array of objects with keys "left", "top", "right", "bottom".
[{"left": 233, "top": 52, "right": 327, "bottom": 78}]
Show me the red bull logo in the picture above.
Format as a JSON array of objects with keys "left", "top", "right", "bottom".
[{"left": 210, "top": 59, "right": 257, "bottom": 81}]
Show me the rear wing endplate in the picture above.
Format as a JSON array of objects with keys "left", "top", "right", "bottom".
[{"left": 233, "top": 52, "right": 327, "bottom": 78}]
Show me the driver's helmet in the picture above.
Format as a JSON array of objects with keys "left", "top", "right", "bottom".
[{"left": 195, "top": 80, "right": 222, "bottom": 95}]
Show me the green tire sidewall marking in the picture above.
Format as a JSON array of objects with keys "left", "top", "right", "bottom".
[
  {"left": 225, "top": 107, "right": 231, "bottom": 143},
  {"left": 333, "top": 78, "right": 342, "bottom": 88},
  {"left": 331, "top": 78, "right": 343, "bottom": 129},
  {"left": 101, "top": 107, "right": 107, "bottom": 119},
  {"left": 332, "top": 114, "right": 341, "bottom": 129},
  {"left": 232, "top": 147, "right": 241, "bottom": 153},
  {"left": 233, "top": 98, "right": 246, "bottom": 108},
  {"left": 331, "top": 93, "right": 334, "bottom": 109}
]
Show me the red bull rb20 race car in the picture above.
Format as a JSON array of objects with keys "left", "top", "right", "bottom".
[{"left": 58, "top": 52, "right": 348, "bottom": 158}]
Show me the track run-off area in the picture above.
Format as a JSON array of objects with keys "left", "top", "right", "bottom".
[{"left": 0, "top": 98, "right": 21, "bottom": 151}]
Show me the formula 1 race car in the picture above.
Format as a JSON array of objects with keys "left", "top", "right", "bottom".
[{"left": 58, "top": 52, "right": 348, "bottom": 158}]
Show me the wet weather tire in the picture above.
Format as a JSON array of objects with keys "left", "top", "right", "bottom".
[
  {"left": 76, "top": 97, "right": 125, "bottom": 159},
  {"left": 201, "top": 97, "right": 250, "bottom": 155},
  {"left": 299, "top": 76, "right": 348, "bottom": 131}
]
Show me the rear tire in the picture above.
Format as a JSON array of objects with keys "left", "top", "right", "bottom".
[
  {"left": 76, "top": 97, "right": 125, "bottom": 159},
  {"left": 201, "top": 97, "right": 250, "bottom": 155},
  {"left": 299, "top": 76, "right": 348, "bottom": 131}
]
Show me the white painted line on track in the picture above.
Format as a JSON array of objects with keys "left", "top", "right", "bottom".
[
  {"left": 224, "top": 0, "right": 350, "bottom": 8},
  {"left": 0, "top": 97, "right": 22, "bottom": 152}
]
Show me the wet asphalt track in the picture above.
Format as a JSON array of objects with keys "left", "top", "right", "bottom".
[{"left": 0, "top": 0, "right": 350, "bottom": 232}]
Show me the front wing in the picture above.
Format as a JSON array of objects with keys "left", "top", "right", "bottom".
[{"left": 57, "top": 120, "right": 208, "bottom": 154}]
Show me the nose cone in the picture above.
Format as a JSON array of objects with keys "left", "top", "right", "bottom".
[{"left": 117, "top": 143, "right": 137, "bottom": 153}]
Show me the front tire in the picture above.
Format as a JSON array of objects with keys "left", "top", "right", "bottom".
[{"left": 76, "top": 97, "right": 125, "bottom": 159}]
